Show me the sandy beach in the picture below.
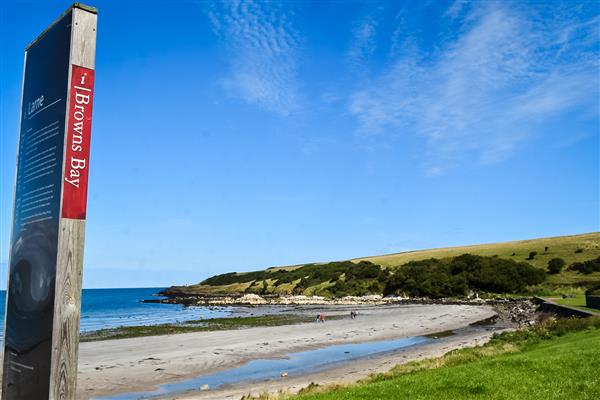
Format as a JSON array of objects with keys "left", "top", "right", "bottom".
[{"left": 76, "top": 304, "right": 498, "bottom": 399}]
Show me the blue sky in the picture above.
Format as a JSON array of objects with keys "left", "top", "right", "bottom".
[{"left": 0, "top": 0, "right": 598, "bottom": 289}]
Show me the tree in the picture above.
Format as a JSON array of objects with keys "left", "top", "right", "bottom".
[
  {"left": 260, "top": 280, "right": 268, "bottom": 294},
  {"left": 569, "top": 257, "right": 600, "bottom": 274},
  {"left": 527, "top": 251, "right": 538, "bottom": 260},
  {"left": 383, "top": 254, "right": 545, "bottom": 298},
  {"left": 547, "top": 258, "right": 565, "bottom": 274}
]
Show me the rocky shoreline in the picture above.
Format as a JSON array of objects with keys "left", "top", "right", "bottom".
[{"left": 143, "top": 292, "right": 541, "bottom": 328}]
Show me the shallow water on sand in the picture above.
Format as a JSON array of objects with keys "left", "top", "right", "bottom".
[{"left": 96, "top": 335, "right": 431, "bottom": 400}]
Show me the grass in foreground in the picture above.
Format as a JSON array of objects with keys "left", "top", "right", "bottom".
[
  {"left": 80, "top": 315, "right": 315, "bottom": 342},
  {"left": 265, "top": 317, "right": 600, "bottom": 400}
]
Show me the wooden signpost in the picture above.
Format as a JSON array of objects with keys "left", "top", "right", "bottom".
[{"left": 2, "top": 4, "right": 97, "bottom": 399}]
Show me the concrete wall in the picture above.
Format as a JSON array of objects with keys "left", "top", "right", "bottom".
[
  {"left": 534, "top": 297, "right": 598, "bottom": 318},
  {"left": 586, "top": 295, "right": 600, "bottom": 310}
]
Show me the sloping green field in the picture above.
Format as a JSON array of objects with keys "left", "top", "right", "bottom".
[{"left": 355, "top": 232, "right": 599, "bottom": 269}]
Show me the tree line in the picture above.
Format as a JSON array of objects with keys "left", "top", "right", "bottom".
[{"left": 202, "top": 254, "right": 552, "bottom": 298}]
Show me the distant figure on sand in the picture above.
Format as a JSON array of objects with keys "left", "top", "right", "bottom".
[
  {"left": 317, "top": 313, "right": 325, "bottom": 323},
  {"left": 350, "top": 311, "right": 357, "bottom": 319}
]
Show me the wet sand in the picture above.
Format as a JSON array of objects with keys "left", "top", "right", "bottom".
[
  {"left": 179, "top": 327, "right": 500, "bottom": 400},
  {"left": 77, "top": 304, "right": 497, "bottom": 399}
]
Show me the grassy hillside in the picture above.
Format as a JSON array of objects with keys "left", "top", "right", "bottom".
[
  {"left": 354, "top": 232, "right": 599, "bottom": 269},
  {"left": 169, "top": 232, "right": 600, "bottom": 297},
  {"left": 294, "top": 319, "right": 600, "bottom": 400}
]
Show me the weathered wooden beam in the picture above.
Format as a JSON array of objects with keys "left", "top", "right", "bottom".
[{"left": 49, "top": 6, "right": 97, "bottom": 400}]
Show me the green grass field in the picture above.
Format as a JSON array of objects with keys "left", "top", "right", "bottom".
[
  {"left": 295, "top": 325, "right": 600, "bottom": 400},
  {"left": 354, "top": 232, "right": 600, "bottom": 270}
]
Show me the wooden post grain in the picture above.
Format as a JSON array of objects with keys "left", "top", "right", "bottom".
[{"left": 49, "top": 6, "right": 97, "bottom": 400}]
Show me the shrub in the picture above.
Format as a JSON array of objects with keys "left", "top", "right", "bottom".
[
  {"left": 547, "top": 316, "right": 600, "bottom": 336},
  {"left": 384, "top": 254, "right": 545, "bottom": 298},
  {"left": 465, "top": 255, "right": 545, "bottom": 293},
  {"left": 568, "top": 256, "right": 600, "bottom": 274},
  {"left": 490, "top": 316, "right": 600, "bottom": 346},
  {"left": 203, "top": 271, "right": 269, "bottom": 286},
  {"left": 384, "top": 259, "right": 469, "bottom": 298},
  {"left": 527, "top": 251, "right": 538, "bottom": 260},
  {"left": 346, "top": 262, "right": 383, "bottom": 280},
  {"left": 260, "top": 280, "right": 268, "bottom": 294},
  {"left": 547, "top": 258, "right": 565, "bottom": 274}
]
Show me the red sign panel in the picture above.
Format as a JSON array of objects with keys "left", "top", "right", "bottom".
[{"left": 62, "top": 64, "right": 94, "bottom": 219}]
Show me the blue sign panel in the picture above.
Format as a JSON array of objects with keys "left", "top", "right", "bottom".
[{"left": 2, "top": 9, "right": 72, "bottom": 400}]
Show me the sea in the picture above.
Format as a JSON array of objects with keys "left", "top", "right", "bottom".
[{"left": 0, "top": 287, "right": 232, "bottom": 343}]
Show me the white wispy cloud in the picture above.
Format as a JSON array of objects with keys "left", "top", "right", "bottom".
[
  {"left": 349, "top": 3, "right": 599, "bottom": 174},
  {"left": 208, "top": 0, "right": 300, "bottom": 115},
  {"left": 348, "top": 16, "right": 378, "bottom": 67},
  {"left": 444, "top": 0, "right": 471, "bottom": 19}
]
